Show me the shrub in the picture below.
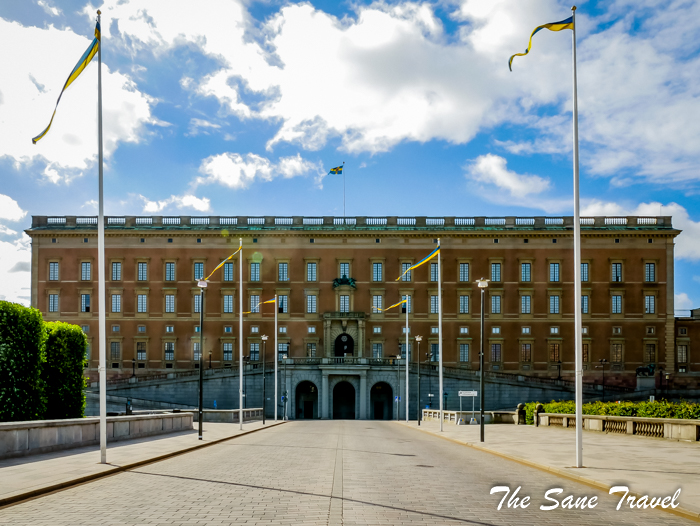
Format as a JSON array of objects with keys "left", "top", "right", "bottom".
[
  {"left": 524, "top": 399, "right": 700, "bottom": 424},
  {"left": 43, "top": 321, "right": 88, "bottom": 419},
  {"left": 0, "top": 301, "right": 46, "bottom": 421}
]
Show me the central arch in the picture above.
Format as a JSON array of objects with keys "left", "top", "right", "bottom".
[
  {"left": 332, "top": 381, "right": 356, "bottom": 419},
  {"left": 295, "top": 381, "right": 318, "bottom": 419},
  {"left": 334, "top": 333, "right": 354, "bottom": 357},
  {"left": 370, "top": 382, "right": 393, "bottom": 420}
]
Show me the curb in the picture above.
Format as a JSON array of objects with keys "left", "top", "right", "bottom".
[
  {"left": 0, "top": 421, "right": 286, "bottom": 509},
  {"left": 400, "top": 422, "right": 700, "bottom": 524}
]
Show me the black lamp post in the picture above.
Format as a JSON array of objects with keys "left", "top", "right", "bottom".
[
  {"left": 415, "top": 335, "right": 422, "bottom": 425},
  {"left": 261, "top": 335, "right": 267, "bottom": 425},
  {"left": 243, "top": 355, "right": 250, "bottom": 409},
  {"left": 477, "top": 277, "right": 489, "bottom": 443},
  {"left": 596, "top": 358, "right": 608, "bottom": 402},
  {"left": 131, "top": 358, "right": 135, "bottom": 378},
  {"left": 556, "top": 360, "right": 562, "bottom": 380}
]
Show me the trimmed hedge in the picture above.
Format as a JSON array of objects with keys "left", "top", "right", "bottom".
[
  {"left": 524, "top": 399, "right": 700, "bottom": 425},
  {"left": 0, "top": 301, "right": 46, "bottom": 422},
  {"left": 43, "top": 321, "right": 88, "bottom": 419}
]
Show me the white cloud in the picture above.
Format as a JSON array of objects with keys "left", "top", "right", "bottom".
[
  {"left": 0, "top": 194, "right": 27, "bottom": 222},
  {"left": 0, "top": 234, "right": 31, "bottom": 305},
  {"left": 197, "top": 152, "right": 321, "bottom": 189},
  {"left": 187, "top": 118, "right": 221, "bottom": 137},
  {"left": 37, "top": 0, "right": 61, "bottom": 17},
  {"left": 581, "top": 200, "right": 700, "bottom": 261},
  {"left": 0, "top": 18, "right": 155, "bottom": 183},
  {"left": 675, "top": 293, "right": 694, "bottom": 311},
  {"left": 466, "top": 154, "right": 550, "bottom": 196},
  {"left": 136, "top": 193, "right": 211, "bottom": 213}
]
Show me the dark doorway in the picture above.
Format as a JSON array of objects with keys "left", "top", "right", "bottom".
[
  {"left": 333, "top": 381, "right": 356, "bottom": 419},
  {"left": 334, "top": 333, "right": 354, "bottom": 357},
  {"left": 370, "top": 382, "right": 393, "bottom": 420},
  {"left": 295, "top": 381, "right": 318, "bottom": 419}
]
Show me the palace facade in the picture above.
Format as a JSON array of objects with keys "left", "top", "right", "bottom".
[{"left": 26, "top": 214, "right": 687, "bottom": 391}]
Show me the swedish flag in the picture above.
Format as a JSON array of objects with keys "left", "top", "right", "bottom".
[
  {"left": 329, "top": 165, "right": 343, "bottom": 175},
  {"left": 32, "top": 22, "right": 101, "bottom": 144},
  {"left": 508, "top": 16, "right": 573, "bottom": 71}
]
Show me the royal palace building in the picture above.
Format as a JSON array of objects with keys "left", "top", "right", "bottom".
[{"left": 27, "top": 213, "right": 691, "bottom": 396}]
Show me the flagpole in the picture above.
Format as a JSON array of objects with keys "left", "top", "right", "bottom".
[
  {"left": 274, "top": 294, "right": 278, "bottom": 422},
  {"left": 239, "top": 237, "right": 243, "bottom": 430},
  {"left": 405, "top": 296, "right": 409, "bottom": 423},
  {"left": 571, "top": 5, "right": 583, "bottom": 469},
  {"left": 343, "top": 162, "right": 346, "bottom": 219},
  {"left": 438, "top": 238, "right": 443, "bottom": 432},
  {"left": 95, "top": 9, "right": 107, "bottom": 465}
]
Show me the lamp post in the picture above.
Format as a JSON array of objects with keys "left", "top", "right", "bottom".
[
  {"left": 476, "top": 277, "right": 489, "bottom": 443},
  {"left": 208, "top": 351, "right": 212, "bottom": 369},
  {"left": 261, "top": 335, "right": 267, "bottom": 425},
  {"left": 556, "top": 360, "right": 562, "bottom": 381},
  {"left": 281, "top": 353, "right": 288, "bottom": 420},
  {"left": 596, "top": 358, "right": 608, "bottom": 402},
  {"left": 415, "top": 335, "right": 422, "bottom": 425},
  {"left": 196, "top": 279, "right": 207, "bottom": 440},
  {"left": 131, "top": 358, "right": 135, "bottom": 378},
  {"left": 396, "top": 353, "right": 401, "bottom": 421}
]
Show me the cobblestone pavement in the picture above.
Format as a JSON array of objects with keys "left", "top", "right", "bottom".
[{"left": 0, "top": 421, "right": 693, "bottom": 525}]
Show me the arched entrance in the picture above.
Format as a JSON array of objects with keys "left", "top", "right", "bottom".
[
  {"left": 295, "top": 381, "right": 318, "bottom": 419},
  {"left": 332, "top": 381, "right": 356, "bottom": 419},
  {"left": 370, "top": 382, "right": 393, "bottom": 420},
  {"left": 334, "top": 333, "right": 354, "bottom": 357}
]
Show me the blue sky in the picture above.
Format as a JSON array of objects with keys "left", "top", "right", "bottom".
[{"left": 1, "top": 0, "right": 699, "bottom": 310}]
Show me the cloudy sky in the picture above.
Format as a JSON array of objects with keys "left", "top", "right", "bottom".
[{"left": 1, "top": 0, "right": 699, "bottom": 310}]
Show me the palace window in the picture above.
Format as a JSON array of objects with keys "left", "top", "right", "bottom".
[
  {"left": 611, "top": 343, "right": 623, "bottom": 363},
  {"left": 249, "top": 343, "right": 260, "bottom": 361},
  {"left": 645, "top": 262, "right": 656, "bottom": 282},
  {"left": 581, "top": 262, "right": 589, "bottom": 282},
  {"left": 224, "top": 295, "right": 233, "bottom": 313},
  {"left": 307, "top": 295, "right": 317, "bottom": 314},
  {"left": 459, "top": 295, "right": 469, "bottom": 314},
  {"left": 223, "top": 262, "right": 234, "bottom": 282},
  {"left": 430, "top": 295, "right": 439, "bottom": 314},
  {"left": 549, "top": 263, "right": 560, "bottom": 282},
  {"left": 165, "top": 342, "right": 175, "bottom": 361},
  {"left": 549, "top": 295, "right": 560, "bottom": 314},
  {"left": 165, "top": 295, "right": 175, "bottom": 313},
  {"left": 49, "top": 262, "right": 59, "bottom": 281},
  {"left": 521, "top": 344, "right": 532, "bottom": 362},
  {"left": 138, "top": 262, "right": 148, "bottom": 281},
  {"left": 339, "top": 295, "right": 349, "bottom": 313},
  {"left": 307, "top": 262, "right": 317, "bottom": 282},
  {"left": 459, "top": 344, "right": 469, "bottom": 362},
  {"left": 223, "top": 342, "right": 233, "bottom": 362},
  {"left": 111, "top": 294, "right": 121, "bottom": 313},
  {"left": 49, "top": 294, "right": 59, "bottom": 312},
  {"left": 137, "top": 342, "right": 146, "bottom": 361},
  {"left": 278, "top": 262, "right": 289, "bottom": 281},
  {"left": 194, "top": 262, "right": 204, "bottom": 281},
  {"left": 430, "top": 262, "right": 438, "bottom": 282},
  {"left": 372, "top": 262, "right": 383, "bottom": 282},
  {"left": 339, "top": 263, "right": 349, "bottom": 278},
  {"left": 401, "top": 262, "right": 412, "bottom": 282},
  {"left": 611, "top": 263, "right": 622, "bottom": 282},
  {"left": 491, "top": 295, "right": 501, "bottom": 314},
  {"left": 581, "top": 295, "right": 589, "bottom": 314},
  {"left": 521, "top": 263, "right": 531, "bottom": 282},
  {"left": 250, "top": 263, "right": 260, "bottom": 282},
  {"left": 491, "top": 263, "right": 501, "bottom": 282},
  {"left": 459, "top": 263, "right": 469, "bottom": 282},
  {"left": 372, "top": 343, "right": 383, "bottom": 358},
  {"left": 645, "top": 295, "right": 655, "bottom": 314},
  {"left": 491, "top": 343, "right": 501, "bottom": 362},
  {"left": 250, "top": 295, "right": 260, "bottom": 313},
  {"left": 137, "top": 294, "right": 147, "bottom": 313},
  {"left": 81, "top": 294, "right": 90, "bottom": 313},
  {"left": 549, "top": 343, "right": 560, "bottom": 362},
  {"left": 521, "top": 295, "right": 531, "bottom": 314},
  {"left": 165, "top": 262, "right": 175, "bottom": 282},
  {"left": 612, "top": 295, "right": 622, "bottom": 314}
]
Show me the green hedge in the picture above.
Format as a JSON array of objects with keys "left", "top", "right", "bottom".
[
  {"left": 43, "top": 321, "right": 88, "bottom": 419},
  {"left": 524, "top": 399, "right": 700, "bottom": 425},
  {"left": 0, "top": 301, "right": 46, "bottom": 422}
]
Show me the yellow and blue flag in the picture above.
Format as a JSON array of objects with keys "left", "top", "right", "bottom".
[
  {"left": 32, "top": 21, "right": 101, "bottom": 144},
  {"left": 329, "top": 165, "right": 343, "bottom": 175},
  {"left": 204, "top": 243, "right": 243, "bottom": 282},
  {"left": 395, "top": 243, "right": 440, "bottom": 281},
  {"left": 508, "top": 16, "right": 573, "bottom": 71},
  {"left": 379, "top": 298, "right": 406, "bottom": 312}
]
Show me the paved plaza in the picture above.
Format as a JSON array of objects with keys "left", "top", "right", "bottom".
[{"left": 0, "top": 420, "right": 695, "bottom": 525}]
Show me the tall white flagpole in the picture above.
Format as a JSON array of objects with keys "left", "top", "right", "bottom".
[
  {"left": 274, "top": 294, "right": 278, "bottom": 422},
  {"left": 96, "top": 9, "right": 107, "bottom": 465},
  {"left": 239, "top": 238, "right": 244, "bottom": 430},
  {"left": 343, "top": 162, "right": 346, "bottom": 219},
  {"left": 438, "top": 238, "right": 443, "bottom": 432},
  {"left": 405, "top": 297, "right": 409, "bottom": 422},
  {"left": 571, "top": 5, "right": 584, "bottom": 468}
]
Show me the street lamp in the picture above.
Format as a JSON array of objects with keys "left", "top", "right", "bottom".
[
  {"left": 415, "top": 335, "right": 422, "bottom": 426},
  {"left": 476, "top": 278, "right": 489, "bottom": 443},
  {"left": 595, "top": 358, "right": 608, "bottom": 402},
  {"left": 261, "top": 335, "right": 267, "bottom": 425},
  {"left": 196, "top": 279, "right": 207, "bottom": 441}
]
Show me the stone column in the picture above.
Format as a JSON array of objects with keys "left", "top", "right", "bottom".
[
  {"left": 321, "top": 373, "right": 329, "bottom": 419},
  {"left": 360, "top": 371, "right": 368, "bottom": 420}
]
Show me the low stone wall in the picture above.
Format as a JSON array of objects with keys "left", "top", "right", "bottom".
[
  {"left": 422, "top": 409, "right": 520, "bottom": 425},
  {"left": 186, "top": 408, "right": 264, "bottom": 423},
  {"left": 538, "top": 413, "right": 700, "bottom": 442},
  {"left": 0, "top": 413, "right": 194, "bottom": 460}
]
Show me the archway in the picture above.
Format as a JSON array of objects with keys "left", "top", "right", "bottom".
[
  {"left": 334, "top": 333, "right": 354, "bottom": 357},
  {"left": 370, "top": 382, "right": 393, "bottom": 420},
  {"left": 295, "top": 381, "right": 318, "bottom": 419},
  {"left": 332, "top": 381, "right": 356, "bottom": 419}
]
